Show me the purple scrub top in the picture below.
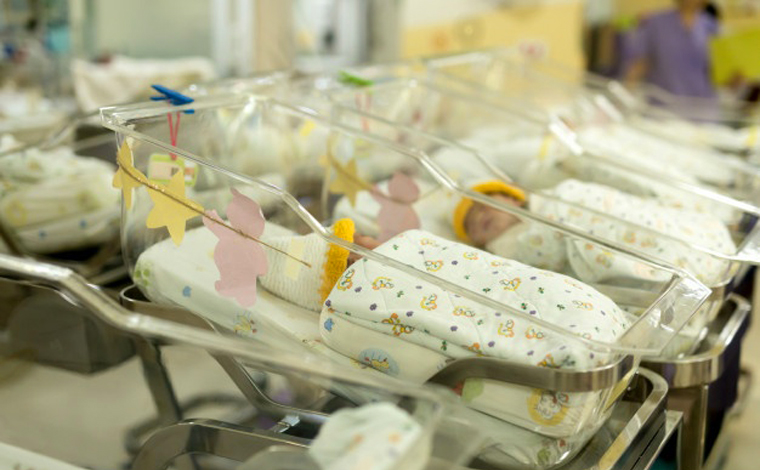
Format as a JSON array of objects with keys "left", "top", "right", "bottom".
[{"left": 631, "top": 10, "right": 718, "bottom": 98}]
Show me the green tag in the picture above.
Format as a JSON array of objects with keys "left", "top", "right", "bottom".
[{"left": 338, "top": 71, "right": 374, "bottom": 88}]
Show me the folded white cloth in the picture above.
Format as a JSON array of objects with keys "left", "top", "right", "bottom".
[{"left": 309, "top": 403, "right": 427, "bottom": 470}]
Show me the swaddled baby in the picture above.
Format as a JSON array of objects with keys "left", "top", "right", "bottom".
[
  {"left": 256, "top": 218, "right": 636, "bottom": 439},
  {"left": 453, "top": 179, "right": 736, "bottom": 287},
  {"left": 0, "top": 135, "right": 119, "bottom": 253}
]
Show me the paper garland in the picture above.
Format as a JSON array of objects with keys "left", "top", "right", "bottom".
[
  {"left": 112, "top": 141, "right": 142, "bottom": 210},
  {"left": 327, "top": 157, "right": 366, "bottom": 207},
  {"left": 145, "top": 170, "right": 202, "bottom": 246},
  {"left": 323, "top": 150, "right": 421, "bottom": 241},
  {"left": 113, "top": 142, "right": 309, "bottom": 307}
]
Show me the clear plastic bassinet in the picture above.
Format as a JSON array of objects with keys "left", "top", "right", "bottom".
[
  {"left": 101, "top": 93, "right": 708, "bottom": 468},
  {"left": 176, "top": 73, "right": 742, "bottom": 353},
  {"left": 326, "top": 78, "right": 760, "bottom": 310},
  {"left": 423, "top": 50, "right": 760, "bottom": 205}
]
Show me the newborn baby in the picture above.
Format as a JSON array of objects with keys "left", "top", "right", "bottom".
[{"left": 451, "top": 180, "right": 736, "bottom": 287}]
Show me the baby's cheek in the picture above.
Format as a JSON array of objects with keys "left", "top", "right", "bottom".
[
  {"left": 469, "top": 224, "right": 489, "bottom": 246},
  {"left": 505, "top": 214, "right": 521, "bottom": 230}
]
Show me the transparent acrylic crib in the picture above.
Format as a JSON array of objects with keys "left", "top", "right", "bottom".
[
  {"left": 325, "top": 78, "right": 760, "bottom": 346},
  {"left": 423, "top": 50, "right": 760, "bottom": 204},
  {"left": 118, "top": 284, "right": 675, "bottom": 470},
  {"left": 321, "top": 75, "right": 755, "bottom": 469},
  {"left": 101, "top": 93, "right": 709, "bottom": 468},
  {"left": 0, "top": 253, "right": 473, "bottom": 470}
]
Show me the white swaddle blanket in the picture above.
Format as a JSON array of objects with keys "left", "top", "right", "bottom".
[
  {"left": 0, "top": 135, "right": 120, "bottom": 253},
  {"left": 321, "top": 229, "right": 635, "bottom": 438},
  {"left": 510, "top": 180, "right": 737, "bottom": 287}
]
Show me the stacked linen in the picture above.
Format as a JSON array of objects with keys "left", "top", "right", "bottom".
[
  {"left": 0, "top": 135, "right": 119, "bottom": 253},
  {"left": 320, "top": 230, "right": 637, "bottom": 441}
]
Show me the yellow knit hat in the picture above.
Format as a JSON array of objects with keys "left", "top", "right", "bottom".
[{"left": 452, "top": 181, "right": 526, "bottom": 243}]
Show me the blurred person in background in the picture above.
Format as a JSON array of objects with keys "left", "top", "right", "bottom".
[
  {"left": 11, "top": 17, "right": 51, "bottom": 90},
  {"left": 624, "top": 0, "right": 718, "bottom": 98}
]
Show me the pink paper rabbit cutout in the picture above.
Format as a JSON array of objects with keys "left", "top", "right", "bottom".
[
  {"left": 203, "top": 188, "right": 269, "bottom": 307},
  {"left": 371, "top": 172, "right": 420, "bottom": 242}
]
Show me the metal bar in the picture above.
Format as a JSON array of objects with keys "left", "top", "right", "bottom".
[
  {"left": 134, "top": 339, "right": 184, "bottom": 426},
  {"left": 131, "top": 419, "right": 308, "bottom": 470},
  {"left": 668, "top": 385, "right": 709, "bottom": 470}
]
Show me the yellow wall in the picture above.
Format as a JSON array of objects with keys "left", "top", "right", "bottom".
[
  {"left": 613, "top": 0, "right": 670, "bottom": 18},
  {"left": 402, "top": 0, "right": 585, "bottom": 70}
]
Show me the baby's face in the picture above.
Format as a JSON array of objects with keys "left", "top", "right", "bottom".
[{"left": 465, "top": 194, "right": 523, "bottom": 246}]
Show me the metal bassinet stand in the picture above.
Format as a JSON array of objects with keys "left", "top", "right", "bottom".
[{"left": 643, "top": 294, "right": 752, "bottom": 470}]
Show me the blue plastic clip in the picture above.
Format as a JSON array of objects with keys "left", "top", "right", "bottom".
[{"left": 150, "top": 84, "right": 195, "bottom": 114}]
